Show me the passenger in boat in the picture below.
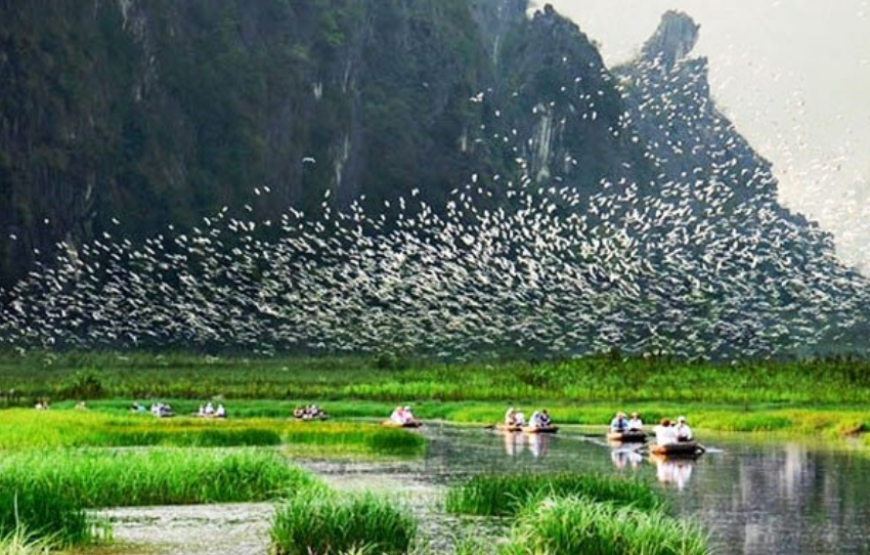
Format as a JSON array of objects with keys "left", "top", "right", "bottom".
[
  {"left": 539, "top": 410, "right": 552, "bottom": 427},
  {"left": 505, "top": 407, "right": 517, "bottom": 426},
  {"left": 215, "top": 403, "right": 227, "bottom": 419},
  {"left": 610, "top": 412, "right": 629, "bottom": 433},
  {"left": 514, "top": 410, "right": 526, "bottom": 426},
  {"left": 529, "top": 411, "right": 542, "bottom": 429},
  {"left": 389, "top": 406, "right": 404, "bottom": 424},
  {"left": 627, "top": 412, "right": 643, "bottom": 431},
  {"left": 402, "top": 406, "right": 415, "bottom": 424},
  {"left": 653, "top": 418, "right": 677, "bottom": 445},
  {"left": 204, "top": 402, "right": 215, "bottom": 417},
  {"left": 674, "top": 416, "right": 693, "bottom": 441}
]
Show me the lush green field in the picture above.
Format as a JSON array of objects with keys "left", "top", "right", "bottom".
[
  {"left": 3, "top": 350, "right": 870, "bottom": 440},
  {"left": 0, "top": 409, "right": 424, "bottom": 457},
  {"left": 3, "top": 351, "right": 870, "bottom": 406}
]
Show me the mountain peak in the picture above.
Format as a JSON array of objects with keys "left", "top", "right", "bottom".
[{"left": 640, "top": 11, "right": 700, "bottom": 69}]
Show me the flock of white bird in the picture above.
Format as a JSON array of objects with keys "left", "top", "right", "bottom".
[{"left": 0, "top": 23, "right": 866, "bottom": 360}]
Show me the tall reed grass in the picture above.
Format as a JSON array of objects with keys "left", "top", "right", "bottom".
[
  {"left": 445, "top": 473, "right": 664, "bottom": 517},
  {"left": 502, "top": 495, "right": 709, "bottom": 555},
  {"left": 271, "top": 491, "right": 416, "bottom": 555},
  {"left": 0, "top": 528, "right": 51, "bottom": 555},
  {"left": 0, "top": 448, "right": 318, "bottom": 546}
]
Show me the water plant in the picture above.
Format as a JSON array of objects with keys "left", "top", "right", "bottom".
[
  {"left": 501, "top": 495, "right": 709, "bottom": 555},
  {"left": 271, "top": 491, "right": 416, "bottom": 555},
  {"left": 0, "top": 448, "right": 319, "bottom": 546},
  {"left": 445, "top": 473, "right": 664, "bottom": 517}
]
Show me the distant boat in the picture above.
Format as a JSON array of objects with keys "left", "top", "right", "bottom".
[
  {"left": 650, "top": 441, "right": 704, "bottom": 458},
  {"left": 382, "top": 420, "right": 423, "bottom": 428},
  {"left": 607, "top": 430, "right": 647, "bottom": 443},
  {"left": 495, "top": 423, "right": 524, "bottom": 432},
  {"left": 522, "top": 425, "right": 559, "bottom": 434}
]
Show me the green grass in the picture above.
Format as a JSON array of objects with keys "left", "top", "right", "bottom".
[
  {"left": 4, "top": 350, "right": 870, "bottom": 406},
  {"left": 445, "top": 473, "right": 664, "bottom": 517},
  {"left": 502, "top": 495, "right": 709, "bottom": 555},
  {"left": 0, "top": 409, "right": 424, "bottom": 457},
  {"left": 0, "top": 448, "right": 318, "bottom": 546},
  {"left": 271, "top": 491, "right": 416, "bottom": 555}
]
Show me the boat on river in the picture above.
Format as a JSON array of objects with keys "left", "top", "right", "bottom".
[
  {"left": 522, "top": 425, "right": 559, "bottom": 434},
  {"left": 649, "top": 441, "right": 704, "bottom": 458},
  {"left": 382, "top": 420, "right": 423, "bottom": 428},
  {"left": 495, "top": 423, "right": 523, "bottom": 432},
  {"left": 607, "top": 430, "right": 647, "bottom": 443}
]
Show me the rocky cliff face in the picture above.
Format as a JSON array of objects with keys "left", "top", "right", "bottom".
[{"left": 0, "top": 0, "right": 659, "bottom": 290}]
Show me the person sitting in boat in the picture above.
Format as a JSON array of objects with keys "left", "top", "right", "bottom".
[
  {"left": 628, "top": 412, "right": 643, "bottom": 431},
  {"left": 653, "top": 418, "right": 677, "bottom": 445},
  {"left": 390, "top": 406, "right": 406, "bottom": 425},
  {"left": 539, "top": 410, "right": 552, "bottom": 427},
  {"left": 674, "top": 416, "right": 693, "bottom": 442},
  {"left": 514, "top": 410, "right": 526, "bottom": 426},
  {"left": 505, "top": 407, "right": 518, "bottom": 426},
  {"left": 610, "top": 412, "right": 629, "bottom": 433},
  {"left": 204, "top": 402, "right": 215, "bottom": 417},
  {"left": 529, "top": 411, "right": 543, "bottom": 429},
  {"left": 401, "top": 406, "right": 416, "bottom": 424},
  {"left": 215, "top": 403, "right": 227, "bottom": 419}
]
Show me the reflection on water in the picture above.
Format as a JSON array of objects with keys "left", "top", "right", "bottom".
[
  {"left": 502, "top": 431, "right": 551, "bottom": 458},
  {"left": 610, "top": 447, "right": 644, "bottom": 472},
  {"left": 649, "top": 454, "right": 694, "bottom": 491},
  {"left": 411, "top": 427, "right": 870, "bottom": 555}
]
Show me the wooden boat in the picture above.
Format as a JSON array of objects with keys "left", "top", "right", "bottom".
[
  {"left": 495, "top": 424, "right": 523, "bottom": 432},
  {"left": 607, "top": 430, "right": 647, "bottom": 443},
  {"left": 522, "top": 425, "right": 559, "bottom": 434},
  {"left": 649, "top": 441, "right": 704, "bottom": 458},
  {"left": 382, "top": 420, "right": 423, "bottom": 428}
]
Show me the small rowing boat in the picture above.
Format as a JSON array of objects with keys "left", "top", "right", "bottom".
[
  {"left": 606, "top": 430, "right": 647, "bottom": 443},
  {"left": 649, "top": 441, "right": 704, "bottom": 458},
  {"left": 382, "top": 420, "right": 423, "bottom": 428},
  {"left": 522, "top": 425, "right": 559, "bottom": 434},
  {"left": 495, "top": 424, "right": 523, "bottom": 432}
]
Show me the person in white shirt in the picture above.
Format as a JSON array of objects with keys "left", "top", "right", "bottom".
[
  {"left": 514, "top": 411, "right": 526, "bottom": 426},
  {"left": 215, "top": 404, "right": 226, "bottom": 419},
  {"left": 401, "top": 406, "right": 415, "bottom": 424},
  {"left": 674, "top": 416, "right": 693, "bottom": 441},
  {"left": 653, "top": 418, "right": 677, "bottom": 446},
  {"left": 390, "top": 406, "right": 405, "bottom": 424},
  {"left": 627, "top": 412, "right": 643, "bottom": 431},
  {"left": 505, "top": 407, "right": 517, "bottom": 426}
]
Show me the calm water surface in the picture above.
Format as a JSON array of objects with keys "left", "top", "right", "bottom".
[{"left": 102, "top": 425, "right": 870, "bottom": 555}]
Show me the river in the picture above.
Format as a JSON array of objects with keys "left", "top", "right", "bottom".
[{"left": 99, "top": 424, "right": 870, "bottom": 555}]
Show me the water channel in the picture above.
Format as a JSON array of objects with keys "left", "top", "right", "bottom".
[{"left": 100, "top": 425, "right": 870, "bottom": 555}]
